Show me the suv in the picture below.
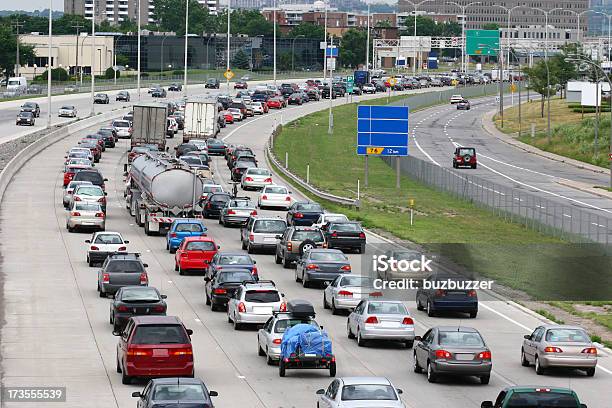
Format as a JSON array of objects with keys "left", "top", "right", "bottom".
[
  {"left": 257, "top": 300, "right": 319, "bottom": 364},
  {"left": 275, "top": 226, "right": 326, "bottom": 268},
  {"left": 240, "top": 216, "right": 287, "bottom": 253},
  {"left": 97, "top": 253, "right": 149, "bottom": 298},
  {"left": 481, "top": 386, "right": 587, "bottom": 408},
  {"left": 227, "top": 280, "right": 286, "bottom": 330},
  {"left": 452, "top": 147, "right": 477, "bottom": 169},
  {"left": 205, "top": 78, "right": 220, "bottom": 89}
]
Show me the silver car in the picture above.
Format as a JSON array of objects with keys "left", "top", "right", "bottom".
[
  {"left": 257, "top": 313, "right": 320, "bottom": 364},
  {"left": 219, "top": 198, "right": 256, "bottom": 227},
  {"left": 240, "top": 216, "right": 287, "bottom": 253},
  {"left": 112, "top": 120, "right": 132, "bottom": 138},
  {"left": 63, "top": 180, "right": 93, "bottom": 208},
  {"left": 70, "top": 184, "right": 107, "bottom": 212},
  {"left": 241, "top": 167, "right": 273, "bottom": 190},
  {"left": 347, "top": 300, "right": 415, "bottom": 348},
  {"left": 316, "top": 377, "right": 405, "bottom": 408},
  {"left": 58, "top": 105, "right": 77, "bottom": 117},
  {"left": 521, "top": 325, "right": 597, "bottom": 376},
  {"left": 323, "top": 275, "right": 380, "bottom": 315},
  {"left": 227, "top": 281, "right": 285, "bottom": 329},
  {"left": 66, "top": 202, "right": 105, "bottom": 232}
]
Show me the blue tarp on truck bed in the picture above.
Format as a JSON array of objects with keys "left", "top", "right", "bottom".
[{"left": 280, "top": 323, "right": 332, "bottom": 358}]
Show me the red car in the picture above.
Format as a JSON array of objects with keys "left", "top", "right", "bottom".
[
  {"left": 267, "top": 98, "right": 283, "bottom": 109},
  {"left": 452, "top": 146, "right": 477, "bottom": 169},
  {"left": 63, "top": 165, "right": 90, "bottom": 187},
  {"left": 223, "top": 111, "right": 234, "bottom": 124},
  {"left": 234, "top": 81, "right": 248, "bottom": 89},
  {"left": 115, "top": 315, "right": 194, "bottom": 384},
  {"left": 174, "top": 236, "right": 219, "bottom": 275}
]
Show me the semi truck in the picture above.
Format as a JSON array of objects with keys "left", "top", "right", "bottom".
[
  {"left": 125, "top": 152, "right": 205, "bottom": 235},
  {"left": 131, "top": 103, "right": 168, "bottom": 150},
  {"left": 183, "top": 100, "right": 219, "bottom": 143}
]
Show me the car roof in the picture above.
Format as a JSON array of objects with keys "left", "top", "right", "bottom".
[
  {"left": 108, "top": 252, "right": 140, "bottom": 260},
  {"left": 151, "top": 377, "right": 203, "bottom": 386},
  {"left": 502, "top": 386, "right": 576, "bottom": 394},
  {"left": 218, "top": 251, "right": 251, "bottom": 257},
  {"left": 435, "top": 326, "right": 479, "bottom": 333},
  {"left": 172, "top": 218, "right": 204, "bottom": 224},
  {"left": 130, "top": 315, "right": 182, "bottom": 325},
  {"left": 183, "top": 236, "right": 215, "bottom": 243},
  {"left": 340, "top": 377, "right": 392, "bottom": 386},
  {"left": 309, "top": 248, "right": 343, "bottom": 254},
  {"left": 94, "top": 231, "right": 121, "bottom": 236},
  {"left": 539, "top": 324, "right": 587, "bottom": 331}
]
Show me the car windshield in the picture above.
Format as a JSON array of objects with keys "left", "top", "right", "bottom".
[
  {"left": 265, "top": 187, "right": 287, "bottom": 194},
  {"left": 506, "top": 392, "right": 580, "bottom": 408},
  {"left": 106, "top": 260, "right": 144, "bottom": 273},
  {"left": 121, "top": 288, "right": 159, "bottom": 302},
  {"left": 438, "top": 331, "right": 485, "bottom": 347},
  {"left": 75, "top": 186, "right": 103, "bottom": 196},
  {"left": 331, "top": 223, "right": 361, "bottom": 232},
  {"left": 341, "top": 384, "right": 397, "bottom": 401},
  {"left": 175, "top": 223, "right": 203, "bottom": 232},
  {"left": 274, "top": 319, "right": 318, "bottom": 333},
  {"left": 545, "top": 328, "right": 590, "bottom": 343},
  {"left": 247, "top": 168, "right": 270, "bottom": 176},
  {"left": 74, "top": 203, "right": 101, "bottom": 212},
  {"left": 131, "top": 324, "right": 188, "bottom": 345},
  {"left": 61, "top": 106, "right": 73, "bottom": 110},
  {"left": 325, "top": 215, "right": 349, "bottom": 223},
  {"left": 253, "top": 220, "right": 286, "bottom": 233},
  {"left": 458, "top": 148, "right": 475, "bottom": 156},
  {"left": 153, "top": 384, "right": 206, "bottom": 401},
  {"left": 310, "top": 252, "right": 348, "bottom": 262},
  {"left": 20, "top": 112, "right": 33, "bottom": 117},
  {"left": 219, "top": 255, "right": 252, "bottom": 265},
  {"left": 186, "top": 241, "right": 216, "bottom": 251},
  {"left": 296, "top": 203, "right": 322, "bottom": 212},
  {"left": 245, "top": 290, "right": 280, "bottom": 303},
  {"left": 391, "top": 251, "right": 421, "bottom": 261},
  {"left": 292, "top": 230, "right": 324, "bottom": 241},
  {"left": 218, "top": 271, "right": 253, "bottom": 283},
  {"left": 367, "top": 302, "right": 408, "bottom": 315},
  {"left": 94, "top": 234, "right": 122, "bottom": 244},
  {"left": 23, "top": 103, "right": 36, "bottom": 108}
]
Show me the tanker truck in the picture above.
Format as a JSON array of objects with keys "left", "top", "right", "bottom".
[{"left": 125, "top": 152, "right": 205, "bottom": 235}]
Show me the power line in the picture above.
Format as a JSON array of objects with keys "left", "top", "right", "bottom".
[{"left": 12, "top": 19, "right": 25, "bottom": 76}]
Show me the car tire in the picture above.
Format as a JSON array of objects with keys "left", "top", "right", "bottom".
[
  {"left": 358, "top": 244, "right": 365, "bottom": 254},
  {"left": 88, "top": 256, "right": 94, "bottom": 267},
  {"left": 275, "top": 251, "right": 282, "bottom": 264},
  {"left": 323, "top": 293, "right": 329, "bottom": 309},
  {"left": 416, "top": 297, "right": 424, "bottom": 311},
  {"left": 279, "top": 359, "right": 286, "bottom": 377},
  {"left": 426, "top": 361, "right": 437, "bottom": 383},
  {"left": 178, "top": 265, "right": 184, "bottom": 276},
  {"left": 347, "top": 321, "right": 355, "bottom": 339},
  {"left": 266, "top": 348, "right": 274, "bottom": 366},
  {"left": 175, "top": 262, "right": 179, "bottom": 272},
  {"left": 472, "top": 164, "right": 477, "bottom": 169},
  {"left": 469, "top": 311, "right": 478, "bottom": 318},
  {"left": 99, "top": 289, "right": 106, "bottom": 298},
  {"left": 357, "top": 329, "right": 366, "bottom": 347},
  {"left": 405, "top": 340, "right": 414, "bottom": 349},
  {"left": 413, "top": 353, "right": 423, "bottom": 373},
  {"left": 329, "top": 362, "right": 336, "bottom": 377},
  {"left": 233, "top": 317, "right": 241, "bottom": 331},
  {"left": 241, "top": 238, "right": 247, "bottom": 250},
  {"left": 480, "top": 375, "right": 490, "bottom": 384},
  {"left": 535, "top": 356, "right": 544, "bottom": 375},
  {"left": 331, "top": 299, "right": 339, "bottom": 315},
  {"left": 247, "top": 243, "right": 254, "bottom": 254},
  {"left": 121, "top": 366, "right": 132, "bottom": 385},
  {"left": 295, "top": 268, "right": 301, "bottom": 282},
  {"left": 116, "top": 355, "right": 122, "bottom": 373},
  {"left": 205, "top": 293, "right": 211, "bottom": 306},
  {"left": 427, "top": 300, "right": 435, "bottom": 317},
  {"left": 521, "top": 349, "right": 530, "bottom": 367},
  {"left": 302, "top": 274, "right": 309, "bottom": 288},
  {"left": 282, "top": 254, "right": 291, "bottom": 269},
  {"left": 109, "top": 312, "right": 113, "bottom": 325},
  {"left": 585, "top": 367, "right": 596, "bottom": 377}
]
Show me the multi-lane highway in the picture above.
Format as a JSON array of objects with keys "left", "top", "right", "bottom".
[{"left": 1, "top": 82, "right": 610, "bottom": 408}]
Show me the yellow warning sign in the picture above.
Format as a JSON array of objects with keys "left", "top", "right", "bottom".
[
  {"left": 367, "top": 147, "right": 384, "bottom": 155},
  {"left": 388, "top": 77, "right": 397, "bottom": 86},
  {"left": 510, "top": 83, "right": 517, "bottom": 93},
  {"left": 223, "top": 69, "right": 234, "bottom": 80}
]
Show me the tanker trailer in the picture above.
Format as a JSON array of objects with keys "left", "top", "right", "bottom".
[{"left": 127, "top": 152, "right": 204, "bottom": 235}]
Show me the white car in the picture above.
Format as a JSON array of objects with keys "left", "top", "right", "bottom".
[
  {"left": 201, "top": 184, "right": 224, "bottom": 200},
  {"left": 450, "top": 94, "right": 463, "bottom": 104},
  {"left": 311, "top": 213, "right": 349, "bottom": 229},
  {"left": 85, "top": 231, "right": 129, "bottom": 266},
  {"left": 362, "top": 83, "right": 376, "bottom": 94},
  {"left": 316, "top": 377, "right": 406, "bottom": 408},
  {"left": 251, "top": 102, "right": 266, "bottom": 115},
  {"left": 111, "top": 119, "right": 132, "bottom": 138},
  {"left": 189, "top": 139, "right": 209, "bottom": 153},
  {"left": 58, "top": 105, "right": 77, "bottom": 118},
  {"left": 258, "top": 185, "right": 292, "bottom": 209},
  {"left": 241, "top": 168, "right": 273, "bottom": 190},
  {"left": 167, "top": 117, "right": 178, "bottom": 135},
  {"left": 227, "top": 281, "right": 285, "bottom": 330},
  {"left": 228, "top": 108, "right": 243, "bottom": 121}
]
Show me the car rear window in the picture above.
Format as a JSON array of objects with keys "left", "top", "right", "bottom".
[
  {"left": 211, "top": 195, "right": 230, "bottom": 203},
  {"left": 131, "top": 324, "right": 188, "bottom": 344},
  {"left": 458, "top": 148, "right": 475, "bottom": 156},
  {"left": 274, "top": 319, "right": 318, "bottom": 333},
  {"left": 153, "top": 384, "right": 205, "bottom": 401},
  {"left": 75, "top": 203, "right": 101, "bottom": 212},
  {"left": 219, "top": 255, "right": 252, "bottom": 265},
  {"left": 292, "top": 230, "right": 324, "bottom": 241},
  {"left": 218, "top": 271, "right": 254, "bottom": 283},
  {"left": 253, "top": 220, "right": 286, "bottom": 233},
  {"left": 309, "top": 252, "right": 348, "bottom": 262},
  {"left": 367, "top": 302, "right": 408, "bottom": 315},
  {"left": 438, "top": 331, "right": 484, "bottom": 347},
  {"left": 245, "top": 290, "right": 280, "bottom": 303},
  {"left": 113, "top": 121, "right": 130, "bottom": 128},
  {"left": 506, "top": 392, "right": 580, "bottom": 408},
  {"left": 340, "top": 276, "right": 374, "bottom": 287},
  {"left": 247, "top": 168, "right": 270, "bottom": 176},
  {"left": 175, "top": 223, "right": 203, "bottom": 232},
  {"left": 230, "top": 200, "right": 254, "bottom": 208},
  {"left": 121, "top": 288, "right": 160, "bottom": 302},
  {"left": 75, "top": 186, "right": 103, "bottom": 196},
  {"left": 203, "top": 185, "right": 223, "bottom": 193},
  {"left": 186, "top": 241, "right": 216, "bottom": 251},
  {"left": 94, "top": 234, "right": 122, "bottom": 244},
  {"left": 74, "top": 172, "right": 103, "bottom": 185},
  {"left": 106, "top": 260, "right": 144, "bottom": 273},
  {"left": 341, "top": 384, "right": 397, "bottom": 401},
  {"left": 331, "top": 223, "right": 361, "bottom": 232},
  {"left": 181, "top": 157, "right": 202, "bottom": 165},
  {"left": 545, "top": 328, "right": 590, "bottom": 343},
  {"left": 264, "top": 186, "right": 287, "bottom": 194},
  {"left": 296, "top": 203, "right": 322, "bottom": 212}
]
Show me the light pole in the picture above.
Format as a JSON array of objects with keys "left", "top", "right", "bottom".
[
  {"left": 566, "top": 9, "right": 595, "bottom": 43},
  {"left": 206, "top": 35, "right": 214, "bottom": 69},
  {"left": 365, "top": 3, "right": 370, "bottom": 71},
  {"left": 291, "top": 35, "right": 305, "bottom": 73},
  {"left": 90, "top": 7, "right": 95, "bottom": 116},
  {"left": 46, "top": 0, "right": 52, "bottom": 128},
  {"left": 160, "top": 34, "right": 168, "bottom": 77},
  {"left": 493, "top": 5, "right": 521, "bottom": 76},
  {"left": 226, "top": 3, "right": 231, "bottom": 94},
  {"left": 273, "top": 0, "right": 278, "bottom": 87},
  {"left": 137, "top": 0, "right": 142, "bottom": 100},
  {"left": 403, "top": 0, "right": 432, "bottom": 74},
  {"left": 183, "top": 0, "right": 189, "bottom": 98},
  {"left": 447, "top": 1, "right": 481, "bottom": 73},
  {"left": 322, "top": 0, "right": 328, "bottom": 82}
]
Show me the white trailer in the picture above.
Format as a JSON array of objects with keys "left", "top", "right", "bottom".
[{"left": 183, "top": 100, "right": 219, "bottom": 143}]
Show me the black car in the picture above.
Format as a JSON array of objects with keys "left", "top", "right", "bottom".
[
  {"left": 96, "top": 129, "right": 116, "bottom": 148},
  {"left": 100, "top": 126, "right": 118, "bottom": 142},
  {"left": 416, "top": 275, "right": 479, "bottom": 318},
  {"left": 288, "top": 93, "right": 303, "bottom": 105},
  {"left": 205, "top": 268, "right": 256, "bottom": 311},
  {"left": 116, "top": 91, "right": 130, "bottom": 102},
  {"left": 168, "top": 83, "right": 183, "bottom": 91},
  {"left": 286, "top": 202, "right": 324, "bottom": 226},
  {"left": 251, "top": 93, "right": 269, "bottom": 104},
  {"left": 206, "top": 138, "right": 226, "bottom": 155},
  {"left": 175, "top": 143, "right": 199, "bottom": 158},
  {"left": 94, "top": 93, "right": 110, "bottom": 104},
  {"left": 321, "top": 221, "right": 366, "bottom": 253},
  {"left": 151, "top": 88, "right": 167, "bottom": 98},
  {"left": 16, "top": 111, "right": 35, "bottom": 126},
  {"left": 205, "top": 78, "right": 220, "bottom": 89},
  {"left": 132, "top": 378, "right": 218, "bottom": 407},
  {"left": 20, "top": 102, "right": 40, "bottom": 117},
  {"left": 229, "top": 152, "right": 257, "bottom": 170},
  {"left": 170, "top": 113, "right": 184, "bottom": 130},
  {"left": 228, "top": 148, "right": 255, "bottom": 168},
  {"left": 217, "top": 95, "right": 231, "bottom": 109},
  {"left": 321, "top": 86, "right": 337, "bottom": 99},
  {"left": 201, "top": 192, "right": 231, "bottom": 218},
  {"left": 231, "top": 160, "right": 257, "bottom": 181},
  {"left": 110, "top": 286, "right": 167, "bottom": 331},
  {"left": 73, "top": 169, "right": 107, "bottom": 190}
]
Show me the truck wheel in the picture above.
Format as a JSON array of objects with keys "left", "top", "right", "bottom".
[
  {"left": 329, "top": 362, "right": 336, "bottom": 377},
  {"left": 282, "top": 255, "right": 291, "bottom": 269},
  {"left": 275, "top": 252, "right": 282, "bottom": 264},
  {"left": 241, "top": 239, "right": 247, "bottom": 250},
  {"left": 279, "top": 359, "right": 286, "bottom": 377}
]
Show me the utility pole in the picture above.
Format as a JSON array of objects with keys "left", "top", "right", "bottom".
[
  {"left": 328, "top": 35, "right": 334, "bottom": 135},
  {"left": 12, "top": 19, "right": 24, "bottom": 76},
  {"left": 72, "top": 22, "right": 84, "bottom": 84}
]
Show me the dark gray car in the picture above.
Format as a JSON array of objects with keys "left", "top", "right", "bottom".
[
  {"left": 132, "top": 378, "right": 218, "bottom": 408},
  {"left": 294, "top": 248, "right": 351, "bottom": 288},
  {"left": 97, "top": 253, "right": 149, "bottom": 297}
]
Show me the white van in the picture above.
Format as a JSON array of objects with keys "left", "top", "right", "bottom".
[{"left": 5, "top": 77, "right": 27, "bottom": 96}]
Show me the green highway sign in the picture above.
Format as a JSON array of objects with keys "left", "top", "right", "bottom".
[
  {"left": 466, "top": 29, "right": 499, "bottom": 56},
  {"left": 347, "top": 76, "right": 354, "bottom": 93}
]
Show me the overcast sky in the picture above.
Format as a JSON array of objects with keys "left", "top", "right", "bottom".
[{"left": 0, "top": 0, "right": 63, "bottom": 11}]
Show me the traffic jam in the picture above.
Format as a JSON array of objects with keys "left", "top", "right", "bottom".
[{"left": 57, "top": 78, "right": 600, "bottom": 408}]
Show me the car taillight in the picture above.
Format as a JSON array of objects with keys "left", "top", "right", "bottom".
[
  {"left": 435, "top": 350, "right": 452, "bottom": 359},
  {"left": 98, "top": 197, "right": 106, "bottom": 203},
  {"left": 544, "top": 346, "right": 563, "bottom": 353},
  {"left": 306, "top": 264, "right": 318, "bottom": 270},
  {"left": 264, "top": 178, "right": 272, "bottom": 183},
  {"left": 238, "top": 302, "right": 246, "bottom": 313},
  {"left": 95, "top": 212, "right": 105, "bottom": 218},
  {"left": 287, "top": 242, "right": 292, "bottom": 251},
  {"left": 206, "top": 203, "right": 212, "bottom": 209},
  {"left": 153, "top": 305, "right": 166, "bottom": 313},
  {"left": 170, "top": 348, "right": 193, "bottom": 356},
  {"left": 279, "top": 302, "right": 287, "bottom": 312},
  {"left": 359, "top": 232, "right": 366, "bottom": 239},
  {"left": 139, "top": 273, "right": 148, "bottom": 285},
  {"left": 170, "top": 233, "right": 177, "bottom": 238},
  {"left": 294, "top": 212, "right": 303, "bottom": 218},
  {"left": 331, "top": 232, "right": 338, "bottom": 238},
  {"left": 117, "top": 305, "right": 129, "bottom": 312},
  {"left": 249, "top": 233, "right": 254, "bottom": 242},
  {"left": 118, "top": 246, "right": 126, "bottom": 251},
  {"left": 74, "top": 196, "right": 82, "bottom": 201},
  {"left": 535, "top": 388, "right": 551, "bottom": 393},
  {"left": 244, "top": 177, "right": 254, "bottom": 182},
  {"left": 127, "top": 348, "right": 153, "bottom": 357},
  {"left": 213, "top": 288, "right": 227, "bottom": 294},
  {"left": 71, "top": 211, "right": 81, "bottom": 216},
  {"left": 252, "top": 266, "right": 258, "bottom": 275},
  {"left": 364, "top": 316, "right": 378, "bottom": 324},
  {"left": 90, "top": 246, "right": 99, "bottom": 250},
  {"left": 477, "top": 351, "right": 492, "bottom": 360},
  {"left": 273, "top": 339, "right": 282, "bottom": 345},
  {"left": 402, "top": 317, "right": 414, "bottom": 325},
  {"left": 338, "top": 265, "right": 351, "bottom": 272},
  {"left": 338, "top": 290, "right": 353, "bottom": 297},
  {"left": 181, "top": 252, "right": 188, "bottom": 258},
  {"left": 582, "top": 347, "right": 597, "bottom": 355},
  {"left": 250, "top": 210, "right": 257, "bottom": 215},
  {"left": 102, "top": 273, "right": 110, "bottom": 283},
  {"left": 369, "top": 291, "right": 383, "bottom": 297},
  {"left": 227, "top": 209, "right": 236, "bottom": 215},
  {"left": 435, "top": 289, "right": 446, "bottom": 297},
  {"left": 467, "top": 289, "right": 477, "bottom": 297},
  {"left": 261, "top": 195, "right": 268, "bottom": 200}
]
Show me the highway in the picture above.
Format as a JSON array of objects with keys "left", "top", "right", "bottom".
[{"left": 1, "top": 84, "right": 610, "bottom": 408}]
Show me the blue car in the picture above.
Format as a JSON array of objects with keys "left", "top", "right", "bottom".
[
  {"left": 166, "top": 219, "right": 208, "bottom": 253},
  {"left": 415, "top": 275, "right": 479, "bottom": 318},
  {"left": 205, "top": 251, "right": 258, "bottom": 281}
]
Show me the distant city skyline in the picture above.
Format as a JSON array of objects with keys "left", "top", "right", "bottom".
[{"left": 0, "top": 0, "right": 62, "bottom": 11}]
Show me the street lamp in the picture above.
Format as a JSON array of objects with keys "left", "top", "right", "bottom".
[
  {"left": 566, "top": 9, "right": 596, "bottom": 43},
  {"left": 137, "top": 0, "right": 142, "bottom": 100},
  {"left": 226, "top": 2, "right": 231, "bottom": 94},
  {"left": 529, "top": 7, "right": 563, "bottom": 60},
  {"left": 183, "top": 0, "right": 189, "bottom": 98},
  {"left": 591, "top": 11, "right": 612, "bottom": 61},
  {"left": 291, "top": 35, "right": 305, "bottom": 73},
  {"left": 403, "top": 0, "right": 432, "bottom": 74},
  {"left": 160, "top": 34, "right": 168, "bottom": 77},
  {"left": 365, "top": 3, "right": 370, "bottom": 71},
  {"left": 493, "top": 5, "right": 521, "bottom": 75},
  {"left": 446, "top": 1, "right": 481, "bottom": 73},
  {"left": 90, "top": 6, "right": 95, "bottom": 116},
  {"left": 46, "top": 0, "right": 52, "bottom": 128},
  {"left": 273, "top": 0, "right": 278, "bottom": 87}
]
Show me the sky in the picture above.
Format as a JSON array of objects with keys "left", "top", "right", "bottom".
[{"left": 0, "top": 0, "right": 63, "bottom": 11}]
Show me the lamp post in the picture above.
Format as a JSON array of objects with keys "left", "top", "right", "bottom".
[
  {"left": 291, "top": 35, "right": 305, "bottom": 73},
  {"left": 183, "top": 0, "right": 189, "bottom": 98},
  {"left": 403, "top": 0, "right": 432, "bottom": 74},
  {"left": 447, "top": 1, "right": 481, "bottom": 73},
  {"left": 365, "top": 3, "right": 370, "bottom": 71},
  {"left": 566, "top": 9, "right": 595, "bottom": 43},
  {"left": 90, "top": 8, "right": 96, "bottom": 116},
  {"left": 46, "top": 0, "right": 52, "bottom": 128},
  {"left": 322, "top": 0, "right": 328, "bottom": 82},
  {"left": 226, "top": 2, "right": 231, "bottom": 94},
  {"left": 273, "top": 0, "right": 277, "bottom": 87},
  {"left": 206, "top": 35, "right": 214, "bottom": 69},
  {"left": 160, "top": 34, "right": 168, "bottom": 77},
  {"left": 493, "top": 5, "right": 521, "bottom": 77},
  {"left": 137, "top": 0, "right": 141, "bottom": 100}
]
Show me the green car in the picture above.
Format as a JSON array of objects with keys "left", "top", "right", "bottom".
[{"left": 481, "top": 386, "right": 586, "bottom": 408}]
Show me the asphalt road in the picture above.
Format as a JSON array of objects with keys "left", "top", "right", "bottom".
[
  {"left": 407, "top": 95, "right": 612, "bottom": 243},
  {"left": 1, "top": 84, "right": 610, "bottom": 408}
]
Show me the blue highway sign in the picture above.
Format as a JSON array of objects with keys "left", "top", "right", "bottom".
[
  {"left": 357, "top": 105, "right": 409, "bottom": 156},
  {"left": 325, "top": 46, "right": 339, "bottom": 58}
]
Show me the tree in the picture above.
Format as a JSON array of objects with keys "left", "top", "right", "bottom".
[
  {"left": 524, "top": 61, "right": 554, "bottom": 118},
  {"left": 288, "top": 22, "right": 324, "bottom": 39},
  {"left": 401, "top": 16, "right": 437, "bottom": 36},
  {"left": 116, "top": 54, "right": 130, "bottom": 67},
  {"left": 0, "top": 24, "right": 35, "bottom": 78},
  {"left": 278, "top": 52, "right": 292, "bottom": 71},
  {"left": 232, "top": 49, "right": 250, "bottom": 69},
  {"left": 482, "top": 23, "right": 500, "bottom": 31},
  {"left": 340, "top": 29, "right": 367, "bottom": 68},
  {"left": 549, "top": 44, "right": 579, "bottom": 98},
  {"left": 38, "top": 67, "right": 69, "bottom": 81},
  {"left": 153, "top": 0, "right": 212, "bottom": 36},
  {"left": 105, "top": 66, "right": 120, "bottom": 79}
]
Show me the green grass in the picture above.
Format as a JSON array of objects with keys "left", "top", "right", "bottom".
[
  {"left": 548, "top": 301, "right": 612, "bottom": 331},
  {"left": 535, "top": 309, "right": 565, "bottom": 324}
]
